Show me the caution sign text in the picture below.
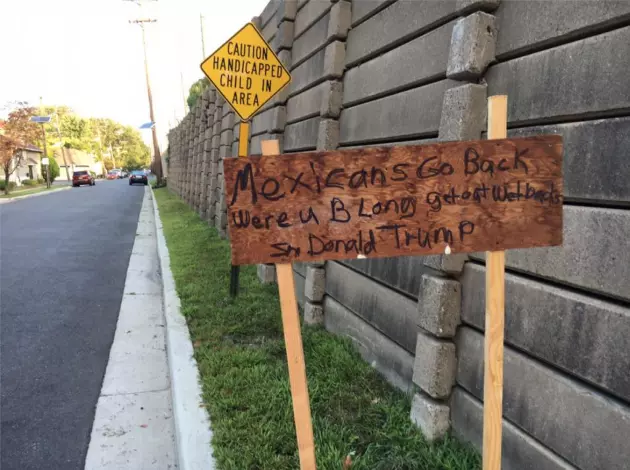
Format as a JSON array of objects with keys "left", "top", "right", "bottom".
[{"left": 200, "top": 23, "right": 291, "bottom": 121}]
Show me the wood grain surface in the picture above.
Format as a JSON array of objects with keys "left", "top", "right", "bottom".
[{"left": 223, "top": 135, "right": 563, "bottom": 265}]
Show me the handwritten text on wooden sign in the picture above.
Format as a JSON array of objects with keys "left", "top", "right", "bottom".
[{"left": 223, "top": 136, "right": 563, "bottom": 265}]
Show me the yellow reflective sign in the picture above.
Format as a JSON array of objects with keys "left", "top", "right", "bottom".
[{"left": 200, "top": 22, "right": 291, "bottom": 121}]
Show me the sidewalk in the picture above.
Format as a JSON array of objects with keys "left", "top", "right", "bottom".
[
  {"left": 84, "top": 187, "right": 214, "bottom": 469},
  {"left": 85, "top": 188, "right": 177, "bottom": 469}
]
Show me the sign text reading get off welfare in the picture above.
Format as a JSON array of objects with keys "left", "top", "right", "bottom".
[{"left": 200, "top": 23, "right": 291, "bottom": 121}]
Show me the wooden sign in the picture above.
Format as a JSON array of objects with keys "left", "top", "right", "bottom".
[{"left": 223, "top": 136, "right": 563, "bottom": 265}]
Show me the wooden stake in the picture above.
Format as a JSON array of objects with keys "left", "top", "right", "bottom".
[
  {"left": 230, "top": 121, "right": 251, "bottom": 297},
  {"left": 483, "top": 95, "right": 507, "bottom": 470},
  {"left": 262, "top": 139, "right": 317, "bottom": 470}
]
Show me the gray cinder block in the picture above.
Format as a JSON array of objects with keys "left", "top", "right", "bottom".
[
  {"left": 418, "top": 274, "right": 461, "bottom": 338},
  {"left": 287, "top": 82, "right": 323, "bottom": 122},
  {"left": 271, "top": 106, "right": 287, "bottom": 133},
  {"left": 471, "top": 206, "right": 630, "bottom": 302},
  {"left": 278, "top": 0, "right": 298, "bottom": 22},
  {"left": 438, "top": 82, "right": 487, "bottom": 141},
  {"left": 323, "top": 40, "right": 345, "bottom": 79},
  {"left": 457, "top": 327, "right": 630, "bottom": 470},
  {"left": 276, "top": 20, "right": 295, "bottom": 50},
  {"left": 324, "top": 296, "right": 414, "bottom": 392},
  {"left": 340, "top": 80, "right": 457, "bottom": 145},
  {"left": 304, "top": 266, "right": 325, "bottom": 302},
  {"left": 289, "top": 48, "right": 325, "bottom": 96},
  {"left": 317, "top": 118, "right": 339, "bottom": 150},
  {"left": 326, "top": 261, "right": 418, "bottom": 352},
  {"left": 486, "top": 27, "right": 630, "bottom": 125},
  {"left": 304, "top": 301, "right": 324, "bottom": 325},
  {"left": 447, "top": 12, "right": 497, "bottom": 80},
  {"left": 257, "top": 263, "right": 276, "bottom": 284},
  {"left": 320, "top": 80, "right": 343, "bottom": 118},
  {"left": 422, "top": 254, "right": 468, "bottom": 275},
  {"left": 328, "top": 0, "right": 351, "bottom": 41},
  {"left": 462, "top": 262, "right": 630, "bottom": 403},
  {"left": 284, "top": 117, "right": 319, "bottom": 151},
  {"left": 410, "top": 392, "right": 450, "bottom": 442},
  {"left": 342, "top": 21, "right": 454, "bottom": 107},
  {"left": 412, "top": 331, "right": 456, "bottom": 399},
  {"left": 495, "top": 0, "right": 630, "bottom": 58},
  {"left": 451, "top": 388, "right": 576, "bottom": 470},
  {"left": 345, "top": 0, "right": 457, "bottom": 67},
  {"left": 507, "top": 117, "right": 630, "bottom": 204},
  {"left": 294, "top": 0, "right": 332, "bottom": 38}
]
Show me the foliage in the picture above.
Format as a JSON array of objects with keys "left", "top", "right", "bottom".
[
  {"left": 0, "top": 103, "right": 40, "bottom": 194},
  {"left": 36, "top": 105, "right": 150, "bottom": 173},
  {"left": 41, "top": 156, "right": 60, "bottom": 183},
  {"left": 0, "top": 180, "right": 17, "bottom": 191},
  {"left": 21, "top": 179, "right": 37, "bottom": 186},
  {"left": 187, "top": 78, "right": 209, "bottom": 109},
  {"left": 37, "top": 177, "right": 45, "bottom": 184},
  {"left": 154, "top": 188, "right": 482, "bottom": 470}
]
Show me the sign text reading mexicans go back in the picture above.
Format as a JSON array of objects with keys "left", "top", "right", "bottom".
[{"left": 200, "top": 23, "right": 291, "bottom": 121}]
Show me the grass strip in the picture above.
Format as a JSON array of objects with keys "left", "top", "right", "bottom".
[
  {"left": 0, "top": 186, "right": 62, "bottom": 198},
  {"left": 154, "top": 187, "right": 480, "bottom": 470}
]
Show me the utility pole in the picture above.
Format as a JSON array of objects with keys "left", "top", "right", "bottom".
[
  {"left": 181, "top": 71, "right": 188, "bottom": 115},
  {"left": 126, "top": 0, "right": 163, "bottom": 183},
  {"left": 38, "top": 97, "right": 50, "bottom": 188},
  {"left": 200, "top": 14, "right": 206, "bottom": 59}
]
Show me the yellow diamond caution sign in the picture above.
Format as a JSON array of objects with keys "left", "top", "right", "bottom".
[{"left": 200, "top": 22, "right": 291, "bottom": 121}]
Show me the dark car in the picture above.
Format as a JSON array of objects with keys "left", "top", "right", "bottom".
[
  {"left": 72, "top": 170, "right": 95, "bottom": 187},
  {"left": 129, "top": 170, "right": 148, "bottom": 186}
]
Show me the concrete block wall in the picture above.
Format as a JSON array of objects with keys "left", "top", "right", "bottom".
[
  {"left": 448, "top": 2, "right": 630, "bottom": 469},
  {"left": 165, "top": 1, "right": 630, "bottom": 466}
]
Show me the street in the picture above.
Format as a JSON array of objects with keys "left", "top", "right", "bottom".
[{"left": 1, "top": 179, "right": 145, "bottom": 470}]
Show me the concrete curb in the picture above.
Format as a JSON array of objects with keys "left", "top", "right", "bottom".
[
  {"left": 0, "top": 185, "right": 71, "bottom": 204},
  {"left": 150, "top": 187, "right": 216, "bottom": 470}
]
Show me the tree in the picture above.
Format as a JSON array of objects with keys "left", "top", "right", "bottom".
[
  {"left": 0, "top": 104, "right": 40, "bottom": 194},
  {"left": 41, "top": 155, "right": 60, "bottom": 183},
  {"left": 187, "top": 78, "right": 209, "bottom": 109}
]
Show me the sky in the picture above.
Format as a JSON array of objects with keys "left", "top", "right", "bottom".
[{"left": 0, "top": 0, "right": 269, "bottom": 152}]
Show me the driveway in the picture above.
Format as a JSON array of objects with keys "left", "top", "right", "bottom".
[{"left": 1, "top": 179, "right": 146, "bottom": 470}]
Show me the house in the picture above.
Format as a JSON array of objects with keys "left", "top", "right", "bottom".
[
  {"left": 54, "top": 148, "right": 104, "bottom": 180},
  {"left": 7, "top": 144, "right": 44, "bottom": 185}
]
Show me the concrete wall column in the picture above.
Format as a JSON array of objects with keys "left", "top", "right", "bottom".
[{"left": 409, "top": 0, "right": 498, "bottom": 441}]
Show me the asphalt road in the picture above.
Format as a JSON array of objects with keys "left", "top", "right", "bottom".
[{"left": 1, "top": 179, "right": 146, "bottom": 470}]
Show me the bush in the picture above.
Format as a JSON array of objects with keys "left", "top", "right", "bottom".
[
  {"left": 41, "top": 156, "right": 60, "bottom": 183},
  {"left": 0, "top": 180, "right": 17, "bottom": 191},
  {"left": 21, "top": 179, "right": 37, "bottom": 186},
  {"left": 37, "top": 177, "right": 45, "bottom": 184}
]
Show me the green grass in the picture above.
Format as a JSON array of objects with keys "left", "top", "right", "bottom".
[
  {"left": 154, "top": 187, "right": 480, "bottom": 470},
  {"left": 0, "top": 186, "right": 58, "bottom": 198}
]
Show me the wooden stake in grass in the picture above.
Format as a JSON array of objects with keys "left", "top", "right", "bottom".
[
  {"left": 261, "top": 138, "right": 317, "bottom": 470},
  {"left": 229, "top": 121, "right": 251, "bottom": 297},
  {"left": 483, "top": 95, "right": 507, "bottom": 470}
]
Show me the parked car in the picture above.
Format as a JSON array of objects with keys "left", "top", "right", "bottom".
[
  {"left": 129, "top": 170, "right": 148, "bottom": 186},
  {"left": 106, "top": 171, "right": 118, "bottom": 180},
  {"left": 72, "top": 170, "right": 95, "bottom": 187}
]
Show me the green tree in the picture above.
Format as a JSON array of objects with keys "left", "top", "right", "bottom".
[
  {"left": 187, "top": 78, "right": 209, "bottom": 109},
  {"left": 41, "top": 155, "right": 60, "bottom": 183}
]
